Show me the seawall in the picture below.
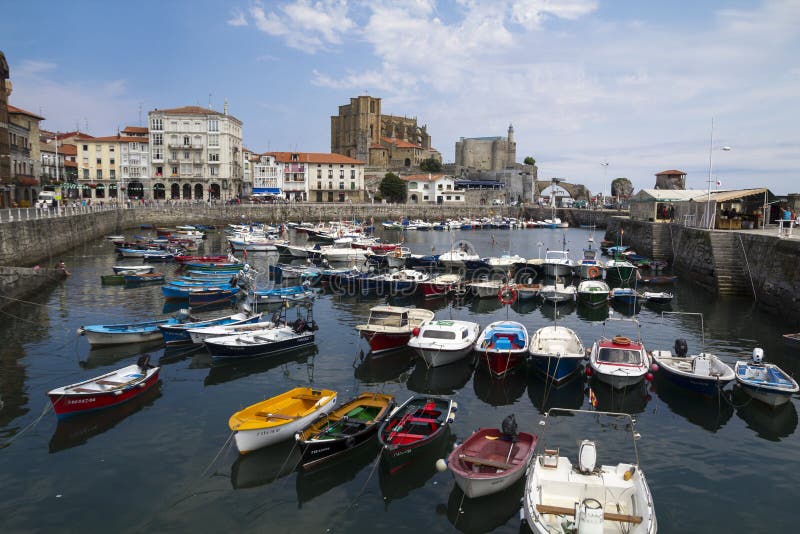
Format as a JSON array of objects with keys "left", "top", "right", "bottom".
[{"left": 0, "top": 267, "right": 68, "bottom": 311}]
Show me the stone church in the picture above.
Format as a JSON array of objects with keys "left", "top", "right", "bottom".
[{"left": 330, "top": 95, "right": 441, "bottom": 168}]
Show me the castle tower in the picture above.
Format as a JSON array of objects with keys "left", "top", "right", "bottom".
[{"left": 507, "top": 123, "right": 516, "bottom": 166}]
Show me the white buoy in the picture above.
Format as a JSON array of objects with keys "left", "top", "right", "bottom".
[{"left": 435, "top": 459, "right": 447, "bottom": 472}]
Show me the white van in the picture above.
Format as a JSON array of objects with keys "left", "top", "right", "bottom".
[{"left": 36, "top": 191, "right": 57, "bottom": 208}]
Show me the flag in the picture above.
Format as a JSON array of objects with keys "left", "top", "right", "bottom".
[{"left": 589, "top": 387, "right": 598, "bottom": 409}]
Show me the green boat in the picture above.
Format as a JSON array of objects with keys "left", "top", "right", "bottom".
[
  {"left": 101, "top": 274, "right": 125, "bottom": 285},
  {"left": 605, "top": 258, "right": 638, "bottom": 285},
  {"left": 577, "top": 280, "right": 610, "bottom": 306}
]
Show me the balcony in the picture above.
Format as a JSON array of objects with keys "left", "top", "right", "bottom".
[
  {"left": 168, "top": 143, "right": 203, "bottom": 150},
  {"left": 13, "top": 174, "right": 38, "bottom": 186},
  {"left": 168, "top": 158, "right": 179, "bottom": 164},
  {"left": 207, "top": 160, "right": 221, "bottom": 164},
  {"left": 10, "top": 146, "right": 31, "bottom": 158}
]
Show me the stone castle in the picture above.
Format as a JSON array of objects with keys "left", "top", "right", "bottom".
[
  {"left": 455, "top": 125, "right": 516, "bottom": 171},
  {"left": 330, "top": 95, "right": 441, "bottom": 168}
]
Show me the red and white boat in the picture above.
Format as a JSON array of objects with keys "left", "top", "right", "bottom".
[
  {"left": 356, "top": 305, "right": 434, "bottom": 354},
  {"left": 588, "top": 317, "right": 651, "bottom": 389},
  {"left": 474, "top": 321, "right": 529, "bottom": 377},
  {"left": 420, "top": 273, "right": 462, "bottom": 298},
  {"left": 47, "top": 356, "right": 160, "bottom": 418}
]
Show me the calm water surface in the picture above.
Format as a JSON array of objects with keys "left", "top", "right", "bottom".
[{"left": 0, "top": 227, "right": 798, "bottom": 533}]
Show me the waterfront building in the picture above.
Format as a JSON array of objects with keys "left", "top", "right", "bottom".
[
  {"left": 331, "top": 95, "right": 441, "bottom": 168},
  {"left": 39, "top": 136, "right": 66, "bottom": 193},
  {"left": 7, "top": 104, "right": 44, "bottom": 206},
  {"left": 148, "top": 104, "right": 243, "bottom": 201},
  {"left": 266, "top": 151, "right": 366, "bottom": 202},
  {"left": 654, "top": 169, "right": 687, "bottom": 190},
  {"left": 0, "top": 51, "right": 10, "bottom": 207},
  {"left": 402, "top": 174, "right": 465, "bottom": 204},
  {"left": 241, "top": 147, "right": 256, "bottom": 197},
  {"left": 251, "top": 154, "right": 284, "bottom": 198},
  {"left": 455, "top": 125, "right": 516, "bottom": 171}
]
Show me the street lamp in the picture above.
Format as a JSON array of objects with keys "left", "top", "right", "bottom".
[
  {"left": 600, "top": 161, "right": 609, "bottom": 207},
  {"left": 704, "top": 118, "right": 731, "bottom": 229}
]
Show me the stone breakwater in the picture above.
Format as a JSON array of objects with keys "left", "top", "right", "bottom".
[{"left": 605, "top": 216, "right": 800, "bottom": 317}]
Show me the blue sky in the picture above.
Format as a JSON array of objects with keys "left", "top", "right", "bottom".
[{"left": 2, "top": 0, "right": 798, "bottom": 194}]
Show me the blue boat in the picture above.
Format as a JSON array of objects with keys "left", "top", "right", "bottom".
[
  {"left": 158, "top": 311, "right": 262, "bottom": 345},
  {"left": 251, "top": 285, "right": 316, "bottom": 304},
  {"left": 734, "top": 349, "right": 799, "bottom": 407},
  {"left": 79, "top": 318, "right": 178, "bottom": 346},
  {"left": 188, "top": 287, "right": 240, "bottom": 304},
  {"left": 609, "top": 287, "right": 641, "bottom": 304},
  {"left": 123, "top": 273, "right": 165, "bottom": 284},
  {"left": 162, "top": 284, "right": 239, "bottom": 300},
  {"left": 528, "top": 326, "right": 586, "bottom": 383},
  {"left": 167, "top": 279, "right": 235, "bottom": 288}
]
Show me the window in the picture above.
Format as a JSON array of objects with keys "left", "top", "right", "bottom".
[
  {"left": 171, "top": 166, "right": 178, "bottom": 176},
  {"left": 446, "top": 196, "right": 451, "bottom": 200},
  {"left": 109, "top": 146, "right": 115, "bottom": 153},
  {"left": 83, "top": 169, "right": 89, "bottom": 179},
  {"left": 422, "top": 330, "right": 455, "bottom": 340},
  {"left": 97, "top": 169, "right": 103, "bottom": 179},
  {"left": 151, "top": 118, "right": 162, "bottom": 130},
  {"left": 210, "top": 166, "right": 218, "bottom": 176},
  {"left": 339, "top": 170, "right": 344, "bottom": 178},
  {"left": 129, "top": 167, "right": 139, "bottom": 178},
  {"left": 96, "top": 158, "right": 102, "bottom": 164},
  {"left": 83, "top": 144, "right": 88, "bottom": 151},
  {"left": 95, "top": 144, "right": 102, "bottom": 152},
  {"left": 350, "top": 182, "right": 355, "bottom": 190},
  {"left": 455, "top": 196, "right": 460, "bottom": 200},
  {"left": 110, "top": 169, "right": 116, "bottom": 178},
  {"left": 208, "top": 119, "right": 219, "bottom": 132},
  {"left": 208, "top": 152, "right": 219, "bottom": 162},
  {"left": 208, "top": 134, "right": 219, "bottom": 147},
  {"left": 153, "top": 149, "right": 163, "bottom": 160},
  {"left": 339, "top": 182, "right": 344, "bottom": 190},
  {"left": 183, "top": 151, "right": 190, "bottom": 160},
  {"left": 170, "top": 151, "right": 177, "bottom": 160},
  {"left": 317, "top": 182, "right": 321, "bottom": 190},
  {"left": 110, "top": 158, "right": 115, "bottom": 165},
  {"left": 351, "top": 170, "right": 355, "bottom": 179},
  {"left": 180, "top": 163, "right": 192, "bottom": 175},
  {"left": 328, "top": 181, "right": 333, "bottom": 190},
  {"left": 183, "top": 136, "right": 190, "bottom": 146},
  {"left": 152, "top": 133, "right": 163, "bottom": 146},
  {"left": 316, "top": 169, "right": 321, "bottom": 178}
]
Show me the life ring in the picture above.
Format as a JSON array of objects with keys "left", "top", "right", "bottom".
[
  {"left": 587, "top": 266, "right": 601, "bottom": 279},
  {"left": 394, "top": 248, "right": 403, "bottom": 258},
  {"left": 612, "top": 336, "right": 632, "bottom": 345},
  {"left": 498, "top": 286, "right": 518, "bottom": 305}
]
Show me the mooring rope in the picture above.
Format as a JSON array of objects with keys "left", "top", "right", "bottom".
[{"left": 0, "top": 400, "right": 53, "bottom": 449}]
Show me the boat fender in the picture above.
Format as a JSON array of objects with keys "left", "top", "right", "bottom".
[
  {"left": 77, "top": 327, "right": 86, "bottom": 336},
  {"left": 451, "top": 401, "right": 458, "bottom": 411},
  {"left": 412, "top": 327, "right": 420, "bottom": 337},
  {"left": 435, "top": 458, "right": 447, "bottom": 472}
]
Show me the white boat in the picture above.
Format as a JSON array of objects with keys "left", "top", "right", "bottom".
[
  {"left": 438, "top": 247, "right": 479, "bottom": 269},
  {"left": 734, "top": 348, "right": 799, "bottom": 407},
  {"left": 204, "top": 321, "right": 316, "bottom": 359},
  {"left": 515, "top": 283, "right": 541, "bottom": 300},
  {"left": 528, "top": 326, "right": 586, "bottom": 383},
  {"left": 577, "top": 242, "right": 604, "bottom": 279},
  {"left": 486, "top": 253, "right": 525, "bottom": 271},
  {"left": 408, "top": 319, "right": 480, "bottom": 368},
  {"left": 112, "top": 265, "right": 154, "bottom": 275},
  {"left": 652, "top": 341, "right": 734, "bottom": 396},
  {"left": 642, "top": 291, "right": 673, "bottom": 304},
  {"left": 540, "top": 280, "right": 577, "bottom": 303},
  {"left": 588, "top": 317, "right": 651, "bottom": 389},
  {"left": 577, "top": 280, "right": 610, "bottom": 306},
  {"left": 470, "top": 279, "right": 505, "bottom": 299},
  {"left": 321, "top": 247, "right": 368, "bottom": 263},
  {"left": 187, "top": 320, "right": 277, "bottom": 345},
  {"left": 523, "top": 408, "right": 657, "bottom": 534},
  {"left": 542, "top": 247, "right": 575, "bottom": 278},
  {"left": 386, "top": 247, "right": 412, "bottom": 268}
]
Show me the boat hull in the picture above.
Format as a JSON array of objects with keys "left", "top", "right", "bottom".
[
  {"left": 592, "top": 369, "right": 645, "bottom": 390},
  {"left": 49, "top": 369, "right": 160, "bottom": 419},
  {"left": 414, "top": 345, "right": 474, "bottom": 368},
  {"left": 206, "top": 332, "right": 315, "bottom": 359},
  {"left": 529, "top": 355, "right": 584, "bottom": 383},
  {"left": 737, "top": 384, "right": 794, "bottom": 407},
  {"left": 542, "top": 264, "right": 573, "bottom": 277},
  {"left": 478, "top": 350, "right": 527, "bottom": 377},
  {"left": 359, "top": 330, "right": 412, "bottom": 354},
  {"left": 83, "top": 329, "right": 163, "bottom": 346},
  {"left": 578, "top": 291, "right": 608, "bottom": 307}
]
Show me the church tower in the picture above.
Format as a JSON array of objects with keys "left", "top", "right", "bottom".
[{"left": 507, "top": 124, "right": 516, "bottom": 165}]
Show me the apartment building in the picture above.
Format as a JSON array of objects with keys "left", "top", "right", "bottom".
[
  {"left": 266, "top": 152, "right": 366, "bottom": 202},
  {"left": 148, "top": 105, "right": 242, "bottom": 201},
  {"left": 251, "top": 154, "right": 284, "bottom": 197},
  {"left": 7, "top": 104, "right": 44, "bottom": 206},
  {"left": 402, "top": 174, "right": 465, "bottom": 204}
]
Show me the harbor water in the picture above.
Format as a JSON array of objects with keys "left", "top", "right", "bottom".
[{"left": 0, "top": 226, "right": 798, "bottom": 532}]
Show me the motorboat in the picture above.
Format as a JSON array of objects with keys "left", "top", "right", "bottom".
[
  {"left": 529, "top": 326, "right": 586, "bottom": 383},
  {"left": 228, "top": 387, "right": 337, "bottom": 453},
  {"left": 542, "top": 250, "right": 575, "bottom": 278},
  {"left": 605, "top": 257, "right": 638, "bottom": 286},
  {"left": 540, "top": 280, "right": 577, "bottom": 303},
  {"left": 112, "top": 265, "right": 154, "bottom": 275},
  {"left": 386, "top": 247, "right": 412, "bottom": 268},
  {"left": 642, "top": 291, "right": 673, "bottom": 304},
  {"left": 380, "top": 269, "right": 430, "bottom": 294},
  {"left": 523, "top": 408, "right": 657, "bottom": 534},
  {"left": 420, "top": 273, "right": 462, "bottom": 299},
  {"left": 158, "top": 311, "right": 262, "bottom": 346},
  {"left": 485, "top": 253, "right": 526, "bottom": 272},
  {"left": 447, "top": 415, "right": 536, "bottom": 498},
  {"left": 652, "top": 339, "right": 735, "bottom": 396},
  {"left": 470, "top": 279, "right": 505, "bottom": 299},
  {"left": 588, "top": 317, "right": 651, "bottom": 389},
  {"left": 321, "top": 247, "right": 368, "bottom": 263},
  {"left": 515, "top": 283, "right": 542, "bottom": 300},
  {"left": 577, "top": 280, "right": 610, "bottom": 307},
  {"left": 474, "top": 321, "right": 529, "bottom": 377},
  {"left": 295, "top": 392, "right": 395, "bottom": 470},
  {"left": 438, "top": 246, "right": 479, "bottom": 269},
  {"left": 47, "top": 356, "right": 160, "bottom": 418},
  {"left": 355, "top": 306, "right": 435, "bottom": 354},
  {"left": 204, "top": 319, "right": 316, "bottom": 359},
  {"left": 187, "top": 319, "right": 277, "bottom": 345},
  {"left": 609, "top": 287, "right": 641, "bottom": 304},
  {"left": 408, "top": 319, "right": 480, "bottom": 368},
  {"left": 734, "top": 348, "right": 799, "bottom": 407},
  {"left": 577, "top": 242, "right": 604, "bottom": 279}
]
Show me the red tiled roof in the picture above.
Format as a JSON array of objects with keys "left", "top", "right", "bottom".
[
  {"left": 65, "top": 161, "right": 77, "bottom": 168},
  {"left": 121, "top": 126, "right": 148, "bottom": 134},
  {"left": 381, "top": 137, "right": 421, "bottom": 149},
  {"left": 655, "top": 169, "right": 686, "bottom": 175},
  {"left": 89, "top": 135, "right": 149, "bottom": 143},
  {"left": 265, "top": 152, "right": 365, "bottom": 165},
  {"left": 59, "top": 144, "right": 77, "bottom": 156},
  {"left": 400, "top": 174, "right": 448, "bottom": 182},
  {"left": 8, "top": 104, "right": 45, "bottom": 120},
  {"left": 51, "top": 131, "right": 95, "bottom": 141},
  {"left": 370, "top": 143, "right": 386, "bottom": 149}
]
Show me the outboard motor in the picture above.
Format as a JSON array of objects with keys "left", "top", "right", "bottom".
[
  {"left": 577, "top": 440, "right": 597, "bottom": 474},
  {"left": 501, "top": 414, "right": 518, "bottom": 442},
  {"left": 137, "top": 354, "right": 152, "bottom": 372},
  {"left": 752, "top": 347, "right": 764, "bottom": 364},
  {"left": 175, "top": 309, "right": 192, "bottom": 323},
  {"left": 674, "top": 338, "right": 688, "bottom": 358}
]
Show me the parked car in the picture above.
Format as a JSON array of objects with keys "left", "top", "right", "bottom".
[{"left": 36, "top": 190, "right": 57, "bottom": 208}]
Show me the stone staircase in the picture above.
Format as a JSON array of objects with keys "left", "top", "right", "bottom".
[
  {"left": 651, "top": 224, "right": 673, "bottom": 261},
  {"left": 709, "top": 232, "right": 750, "bottom": 295}
]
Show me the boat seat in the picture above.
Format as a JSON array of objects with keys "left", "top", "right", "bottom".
[
  {"left": 254, "top": 411, "right": 299, "bottom": 420},
  {"left": 459, "top": 454, "right": 514, "bottom": 470},
  {"left": 71, "top": 387, "right": 99, "bottom": 393},
  {"left": 388, "top": 432, "right": 425, "bottom": 441},
  {"left": 96, "top": 379, "right": 125, "bottom": 386},
  {"left": 293, "top": 394, "right": 324, "bottom": 401},
  {"left": 495, "top": 338, "right": 513, "bottom": 350},
  {"left": 406, "top": 416, "right": 437, "bottom": 424},
  {"left": 535, "top": 504, "right": 642, "bottom": 524}
]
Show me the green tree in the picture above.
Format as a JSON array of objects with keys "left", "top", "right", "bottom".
[
  {"left": 379, "top": 173, "right": 407, "bottom": 203},
  {"left": 419, "top": 158, "right": 442, "bottom": 172},
  {"left": 524, "top": 156, "right": 536, "bottom": 166}
]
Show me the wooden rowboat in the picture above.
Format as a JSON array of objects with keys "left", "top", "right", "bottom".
[{"left": 229, "top": 387, "right": 337, "bottom": 453}]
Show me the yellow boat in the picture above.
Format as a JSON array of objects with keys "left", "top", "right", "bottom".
[{"left": 229, "top": 387, "right": 337, "bottom": 453}]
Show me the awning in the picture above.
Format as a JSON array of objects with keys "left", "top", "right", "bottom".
[{"left": 253, "top": 188, "right": 282, "bottom": 195}]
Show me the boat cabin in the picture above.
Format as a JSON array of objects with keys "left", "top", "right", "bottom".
[
  {"left": 366, "top": 306, "right": 409, "bottom": 328},
  {"left": 545, "top": 251, "right": 569, "bottom": 262},
  {"left": 597, "top": 339, "right": 644, "bottom": 365},
  {"left": 421, "top": 321, "right": 472, "bottom": 341}
]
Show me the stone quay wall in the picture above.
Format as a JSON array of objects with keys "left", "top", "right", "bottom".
[{"left": 0, "top": 267, "right": 68, "bottom": 311}]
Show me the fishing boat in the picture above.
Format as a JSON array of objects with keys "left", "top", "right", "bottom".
[
  {"left": 523, "top": 408, "right": 657, "bottom": 534},
  {"left": 408, "top": 319, "right": 480, "bottom": 368},
  {"left": 78, "top": 318, "right": 177, "bottom": 346},
  {"left": 174, "top": 255, "right": 228, "bottom": 264},
  {"left": 229, "top": 387, "right": 338, "bottom": 453},
  {"left": 386, "top": 247, "right": 412, "bottom": 268},
  {"left": 112, "top": 265, "right": 154, "bottom": 275},
  {"left": 161, "top": 283, "right": 238, "bottom": 300},
  {"left": 470, "top": 279, "right": 505, "bottom": 299},
  {"left": 642, "top": 291, "right": 673, "bottom": 304},
  {"left": 141, "top": 250, "right": 174, "bottom": 262},
  {"left": 515, "top": 283, "right": 542, "bottom": 300},
  {"left": 734, "top": 348, "right": 799, "bottom": 407},
  {"left": 542, "top": 250, "right": 575, "bottom": 278},
  {"left": 420, "top": 273, "right": 462, "bottom": 299},
  {"left": 609, "top": 287, "right": 641, "bottom": 304},
  {"left": 540, "top": 280, "right": 577, "bottom": 303},
  {"left": 295, "top": 392, "right": 395, "bottom": 469},
  {"left": 577, "top": 239, "right": 604, "bottom": 279},
  {"left": 577, "top": 280, "right": 610, "bottom": 307},
  {"left": 378, "top": 269, "right": 429, "bottom": 294},
  {"left": 250, "top": 285, "right": 316, "bottom": 304},
  {"left": 186, "top": 319, "right": 276, "bottom": 345},
  {"left": 158, "top": 311, "right": 262, "bottom": 345},
  {"left": 652, "top": 339, "right": 735, "bottom": 396},
  {"left": 188, "top": 287, "right": 240, "bottom": 304},
  {"left": 474, "top": 321, "right": 529, "bottom": 377},
  {"left": 438, "top": 245, "right": 479, "bottom": 269},
  {"left": 205, "top": 318, "right": 315, "bottom": 359},
  {"left": 47, "top": 356, "right": 160, "bottom": 419},
  {"left": 605, "top": 257, "right": 638, "bottom": 286},
  {"left": 378, "top": 395, "right": 457, "bottom": 473},
  {"left": 183, "top": 261, "right": 244, "bottom": 272},
  {"left": 123, "top": 272, "right": 165, "bottom": 284},
  {"left": 588, "top": 317, "right": 651, "bottom": 390},
  {"left": 447, "top": 415, "right": 536, "bottom": 498},
  {"left": 529, "top": 326, "right": 586, "bottom": 383},
  {"left": 640, "top": 275, "right": 677, "bottom": 285},
  {"left": 355, "top": 306, "right": 435, "bottom": 354}
]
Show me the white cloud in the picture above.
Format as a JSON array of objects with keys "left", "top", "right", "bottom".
[
  {"left": 249, "top": 0, "right": 355, "bottom": 53},
  {"left": 510, "top": 0, "right": 598, "bottom": 29},
  {"left": 227, "top": 9, "right": 248, "bottom": 26}
]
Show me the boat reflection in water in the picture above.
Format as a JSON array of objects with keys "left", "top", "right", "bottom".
[
  {"left": 80, "top": 340, "right": 165, "bottom": 369},
  {"left": 588, "top": 378, "right": 650, "bottom": 414},
  {"left": 527, "top": 372, "right": 586, "bottom": 414},
  {"left": 48, "top": 382, "right": 162, "bottom": 453},
  {"left": 511, "top": 297, "right": 539, "bottom": 315},
  {"left": 576, "top": 301, "right": 609, "bottom": 322},
  {"left": 230, "top": 439, "right": 301, "bottom": 490},
  {"left": 295, "top": 439, "right": 381, "bottom": 508},
  {"left": 443, "top": 477, "right": 525, "bottom": 533},
  {"left": 472, "top": 368, "right": 527, "bottom": 407},
  {"left": 204, "top": 345, "right": 318, "bottom": 387},
  {"left": 406, "top": 356, "right": 476, "bottom": 396},
  {"left": 733, "top": 386, "right": 798, "bottom": 442},
  {"left": 539, "top": 300, "right": 576, "bottom": 321},
  {"left": 609, "top": 299, "right": 642, "bottom": 317},
  {"left": 652, "top": 371, "right": 734, "bottom": 432},
  {"left": 378, "top": 429, "right": 455, "bottom": 506},
  {"left": 354, "top": 348, "right": 415, "bottom": 384},
  {"left": 469, "top": 296, "right": 502, "bottom": 315}
]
